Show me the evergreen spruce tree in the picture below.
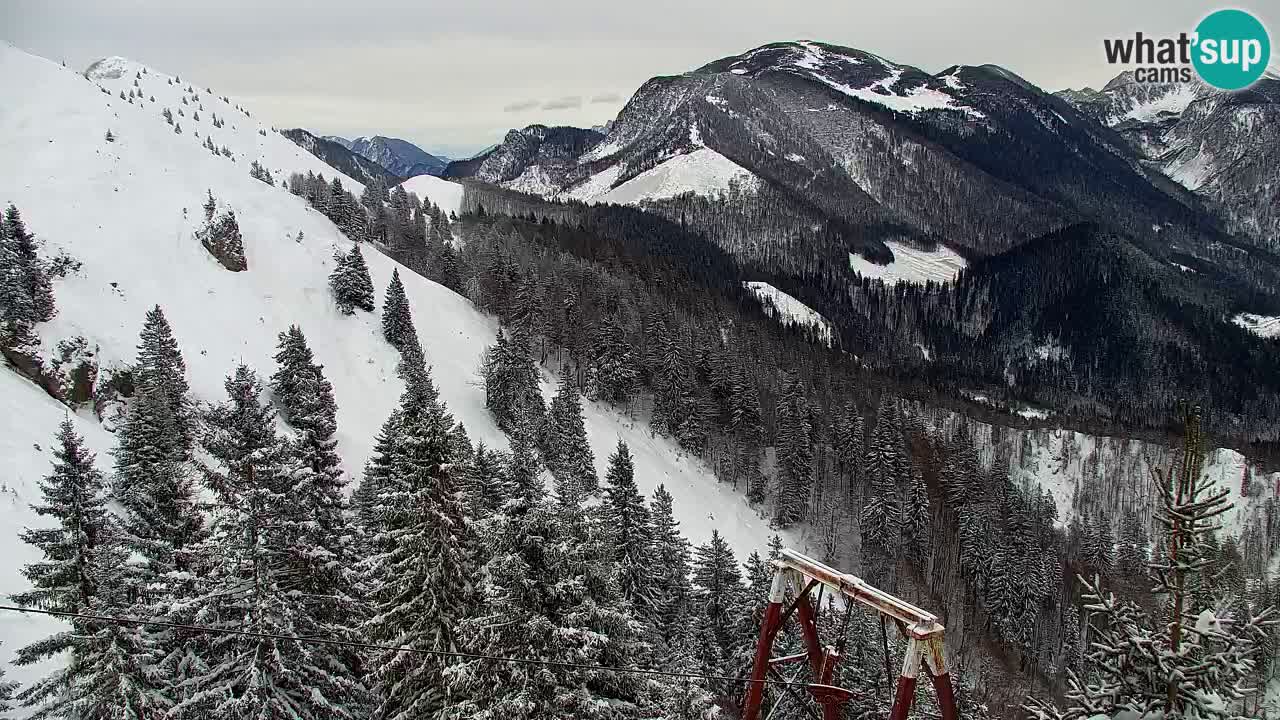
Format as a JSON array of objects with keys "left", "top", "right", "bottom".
[
  {"left": 860, "top": 397, "right": 903, "bottom": 585},
  {"left": 602, "top": 439, "right": 656, "bottom": 618},
  {"left": 773, "top": 374, "right": 813, "bottom": 526},
  {"left": 0, "top": 649, "right": 15, "bottom": 714},
  {"left": 5, "top": 205, "right": 55, "bottom": 323},
  {"left": 448, "top": 460, "right": 642, "bottom": 719},
  {"left": 329, "top": 244, "right": 375, "bottom": 315},
  {"left": 173, "top": 365, "right": 363, "bottom": 719},
  {"left": 482, "top": 328, "right": 545, "bottom": 434},
  {"left": 381, "top": 268, "right": 416, "bottom": 350},
  {"left": 542, "top": 363, "right": 598, "bottom": 496},
  {"left": 903, "top": 460, "right": 931, "bottom": 565},
  {"left": 588, "top": 315, "right": 638, "bottom": 405},
  {"left": 134, "top": 305, "right": 195, "bottom": 450},
  {"left": 0, "top": 212, "right": 38, "bottom": 348},
  {"left": 650, "top": 484, "right": 693, "bottom": 646},
  {"left": 691, "top": 529, "right": 744, "bottom": 692},
  {"left": 268, "top": 324, "right": 359, "bottom": 677},
  {"left": 111, "top": 376, "right": 203, "bottom": 592},
  {"left": 504, "top": 399, "right": 546, "bottom": 513},
  {"left": 1026, "top": 407, "right": 1273, "bottom": 720},
  {"left": 463, "top": 439, "right": 509, "bottom": 519},
  {"left": 361, "top": 365, "right": 475, "bottom": 719},
  {"left": 14, "top": 420, "right": 166, "bottom": 719}
]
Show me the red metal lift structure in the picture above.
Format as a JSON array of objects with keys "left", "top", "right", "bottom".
[{"left": 742, "top": 548, "right": 957, "bottom": 720}]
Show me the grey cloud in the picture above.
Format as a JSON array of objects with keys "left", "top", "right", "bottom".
[
  {"left": 542, "top": 96, "right": 583, "bottom": 110},
  {"left": 590, "top": 93, "right": 621, "bottom": 104},
  {"left": 503, "top": 99, "right": 539, "bottom": 112}
]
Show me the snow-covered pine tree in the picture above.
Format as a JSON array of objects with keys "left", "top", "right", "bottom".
[
  {"left": 3, "top": 204, "right": 56, "bottom": 323},
  {"left": 13, "top": 419, "right": 167, "bottom": 718},
  {"left": 351, "top": 405, "right": 405, "bottom": 557},
  {"left": 328, "top": 243, "right": 375, "bottom": 315},
  {"left": 361, "top": 364, "right": 474, "bottom": 719},
  {"left": 111, "top": 370, "right": 204, "bottom": 587},
  {"left": 542, "top": 363, "right": 598, "bottom": 496},
  {"left": 833, "top": 401, "right": 863, "bottom": 488},
  {"left": 481, "top": 327, "right": 545, "bottom": 435},
  {"left": 691, "top": 529, "right": 745, "bottom": 692},
  {"left": 134, "top": 304, "right": 195, "bottom": 450},
  {"left": 269, "top": 325, "right": 356, "bottom": 627},
  {"left": 174, "top": 365, "right": 363, "bottom": 719},
  {"left": 504, "top": 398, "right": 545, "bottom": 513},
  {"left": 0, "top": 211, "right": 39, "bottom": 348},
  {"left": 903, "top": 459, "right": 930, "bottom": 565},
  {"left": 448, "top": 454, "right": 643, "bottom": 718},
  {"left": 380, "top": 268, "right": 415, "bottom": 351},
  {"left": 602, "top": 439, "right": 657, "bottom": 619},
  {"left": 649, "top": 484, "right": 693, "bottom": 647},
  {"left": 588, "top": 315, "right": 639, "bottom": 406},
  {"left": 773, "top": 374, "right": 812, "bottom": 527},
  {"left": 1026, "top": 406, "right": 1274, "bottom": 720},
  {"left": 248, "top": 159, "right": 273, "bottom": 185},
  {"left": 1117, "top": 509, "right": 1150, "bottom": 584},
  {"left": 860, "top": 397, "right": 903, "bottom": 585},
  {"left": 0, "top": 647, "right": 14, "bottom": 713},
  {"left": 1060, "top": 605, "right": 1082, "bottom": 678},
  {"left": 462, "top": 439, "right": 509, "bottom": 519}
]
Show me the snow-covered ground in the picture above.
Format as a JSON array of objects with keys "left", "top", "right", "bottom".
[
  {"left": 591, "top": 149, "right": 758, "bottom": 205},
  {"left": 399, "top": 173, "right": 464, "bottom": 216},
  {"left": 743, "top": 281, "right": 833, "bottom": 345},
  {"left": 849, "top": 240, "right": 967, "bottom": 285},
  {"left": 0, "top": 44, "right": 791, "bottom": 693},
  {"left": 1232, "top": 312, "right": 1280, "bottom": 339},
  {"left": 555, "top": 149, "right": 758, "bottom": 206}
]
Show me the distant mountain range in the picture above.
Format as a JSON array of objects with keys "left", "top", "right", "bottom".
[
  {"left": 442, "top": 40, "right": 1280, "bottom": 436},
  {"left": 1055, "top": 70, "right": 1280, "bottom": 251},
  {"left": 324, "top": 135, "right": 449, "bottom": 178},
  {"left": 280, "top": 129, "right": 405, "bottom": 187}
]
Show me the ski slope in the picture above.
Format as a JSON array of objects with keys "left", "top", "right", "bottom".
[
  {"left": 849, "top": 240, "right": 967, "bottom": 285},
  {"left": 743, "top": 281, "right": 833, "bottom": 346},
  {"left": 0, "top": 44, "right": 789, "bottom": 693}
]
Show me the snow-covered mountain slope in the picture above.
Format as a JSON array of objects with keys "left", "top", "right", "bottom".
[
  {"left": 848, "top": 240, "right": 967, "bottom": 285},
  {"left": 75, "top": 54, "right": 364, "bottom": 192},
  {"left": 1, "top": 44, "right": 788, "bottom": 690},
  {"left": 743, "top": 282, "right": 831, "bottom": 345},
  {"left": 399, "top": 174, "right": 465, "bottom": 216},
  {"left": 566, "top": 148, "right": 759, "bottom": 205}
]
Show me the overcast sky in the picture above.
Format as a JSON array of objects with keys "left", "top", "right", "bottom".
[{"left": 4, "top": 0, "right": 1276, "bottom": 158}]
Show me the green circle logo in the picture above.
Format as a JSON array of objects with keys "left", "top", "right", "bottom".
[{"left": 1192, "top": 9, "right": 1271, "bottom": 90}]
